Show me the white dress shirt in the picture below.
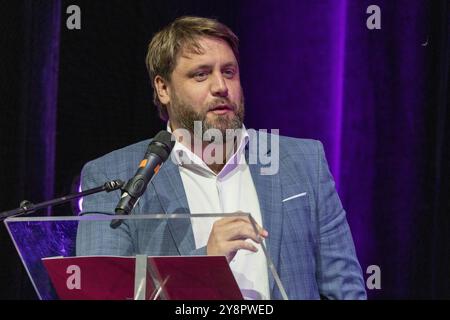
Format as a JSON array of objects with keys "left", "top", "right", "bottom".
[{"left": 168, "top": 123, "right": 270, "bottom": 300}]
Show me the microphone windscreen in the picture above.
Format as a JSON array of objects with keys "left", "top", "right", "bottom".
[{"left": 149, "top": 130, "right": 175, "bottom": 161}]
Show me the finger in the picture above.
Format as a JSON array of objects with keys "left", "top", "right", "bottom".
[
  {"left": 213, "top": 216, "right": 248, "bottom": 228},
  {"left": 239, "top": 217, "right": 268, "bottom": 237},
  {"left": 222, "top": 218, "right": 267, "bottom": 235},
  {"left": 224, "top": 223, "right": 265, "bottom": 243},
  {"left": 228, "top": 240, "right": 258, "bottom": 254},
  {"left": 230, "top": 219, "right": 268, "bottom": 237}
]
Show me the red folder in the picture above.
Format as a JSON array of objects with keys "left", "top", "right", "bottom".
[{"left": 42, "top": 256, "right": 243, "bottom": 300}]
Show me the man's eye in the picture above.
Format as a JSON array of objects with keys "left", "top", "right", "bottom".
[
  {"left": 194, "top": 72, "right": 208, "bottom": 81},
  {"left": 223, "top": 69, "right": 235, "bottom": 78}
]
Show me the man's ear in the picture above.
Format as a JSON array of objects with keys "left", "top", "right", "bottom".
[{"left": 154, "top": 75, "right": 171, "bottom": 105}]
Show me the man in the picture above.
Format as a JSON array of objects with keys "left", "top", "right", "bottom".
[{"left": 77, "top": 16, "right": 366, "bottom": 300}]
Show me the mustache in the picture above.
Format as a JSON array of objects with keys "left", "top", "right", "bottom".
[{"left": 207, "top": 99, "right": 238, "bottom": 112}]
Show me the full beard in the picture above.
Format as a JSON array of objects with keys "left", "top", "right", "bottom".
[{"left": 169, "top": 93, "right": 245, "bottom": 143}]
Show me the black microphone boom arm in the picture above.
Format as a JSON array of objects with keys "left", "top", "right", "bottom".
[{"left": 0, "top": 179, "right": 124, "bottom": 220}]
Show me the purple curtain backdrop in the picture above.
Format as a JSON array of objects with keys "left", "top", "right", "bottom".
[
  {"left": 20, "top": 0, "right": 61, "bottom": 213},
  {"left": 238, "top": 0, "right": 445, "bottom": 298},
  {"left": 0, "top": 0, "right": 61, "bottom": 299}
]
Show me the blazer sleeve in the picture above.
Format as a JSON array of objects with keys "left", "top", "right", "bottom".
[
  {"left": 314, "top": 141, "right": 367, "bottom": 299},
  {"left": 75, "top": 160, "right": 136, "bottom": 256}
]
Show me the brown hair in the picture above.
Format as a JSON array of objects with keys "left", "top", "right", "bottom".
[{"left": 145, "top": 16, "right": 239, "bottom": 121}]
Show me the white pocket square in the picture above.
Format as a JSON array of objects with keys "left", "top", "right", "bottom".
[{"left": 282, "top": 192, "right": 307, "bottom": 202}]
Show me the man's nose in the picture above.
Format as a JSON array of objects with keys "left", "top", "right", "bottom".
[{"left": 211, "top": 73, "right": 228, "bottom": 97}]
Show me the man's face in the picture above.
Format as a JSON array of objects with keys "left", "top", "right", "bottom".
[{"left": 163, "top": 37, "right": 244, "bottom": 138}]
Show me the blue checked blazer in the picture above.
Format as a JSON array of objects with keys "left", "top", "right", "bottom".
[{"left": 76, "top": 131, "right": 367, "bottom": 300}]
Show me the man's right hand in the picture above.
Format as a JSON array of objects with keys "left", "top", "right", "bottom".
[{"left": 206, "top": 216, "right": 269, "bottom": 262}]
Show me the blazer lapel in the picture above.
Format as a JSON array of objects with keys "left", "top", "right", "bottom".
[
  {"left": 247, "top": 131, "right": 283, "bottom": 297},
  {"left": 150, "top": 159, "right": 196, "bottom": 256}
]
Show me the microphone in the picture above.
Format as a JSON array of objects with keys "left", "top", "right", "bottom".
[{"left": 110, "top": 130, "right": 175, "bottom": 228}]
